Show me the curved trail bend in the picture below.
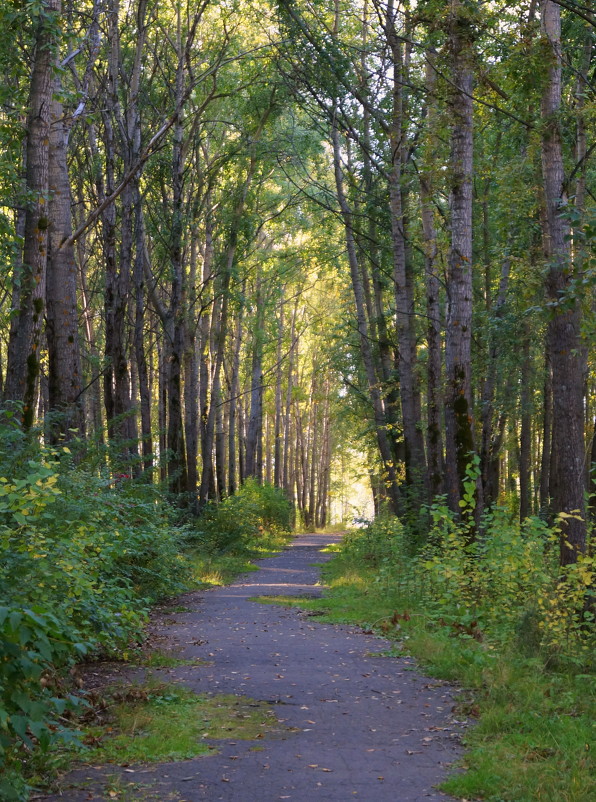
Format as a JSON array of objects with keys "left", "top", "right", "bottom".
[{"left": 47, "top": 533, "right": 463, "bottom": 801}]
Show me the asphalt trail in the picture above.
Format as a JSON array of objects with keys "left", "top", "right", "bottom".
[{"left": 44, "top": 533, "right": 464, "bottom": 801}]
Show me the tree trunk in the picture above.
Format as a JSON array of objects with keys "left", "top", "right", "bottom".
[
  {"left": 444, "top": 0, "right": 477, "bottom": 515},
  {"left": 228, "top": 293, "right": 244, "bottom": 495},
  {"left": 480, "top": 258, "right": 510, "bottom": 507},
  {"left": 540, "top": 0, "right": 586, "bottom": 563},
  {"left": 133, "top": 194, "right": 153, "bottom": 474},
  {"left": 246, "top": 271, "right": 264, "bottom": 482},
  {"left": 274, "top": 294, "right": 284, "bottom": 487},
  {"left": 386, "top": 2, "right": 426, "bottom": 489},
  {"left": 4, "top": 0, "right": 61, "bottom": 427},
  {"left": 420, "top": 59, "right": 443, "bottom": 498},
  {"left": 283, "top": 301, "right": 298, "bottom": 493},
  {"left": 519, "top": 335, "right": 532, "bottom": 521},
  {"left": 539, "top": 355, "right": 553, "bottom": 513},
  {"left": 46, "top": 89, "right": 85, "bottom": 440},
  {"left": 332, "top": 120, "right": 401, "bottom": 515}
]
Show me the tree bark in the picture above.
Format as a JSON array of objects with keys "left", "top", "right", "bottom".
[
  {"left": 46, "top": 87, "right": 85, "bottom": 440},
  {"left": 539, "top": 355, "right": 553, "bottom": 513},
  {"left": 4, "top": 0, "right": 61, "bottom": 427},
  {"left": 480, "top": 258, "right": 510, "bottom": 507},
  {"left": 519, "top": 335, "right": 532, "bottom": 521},
  {"left": 332, "top": 120, "right": 401, "bottom": 515},
  {"left": 133, "top": 194, "right": 153, "bottom": 474},
  {"left": 540, "top": 0, "right": 586, "bottom": 563},
  {"left": 228, "top": 291, "right": 244, "bottom": 496},
  {"left": 245, "top": 270, "right": 264, "bottom": 482},
  {"left": 444, "top": 0, "right": 477, "bottom": 515},
  {"left": 386, "top": 2, "right": 426, "bottom": 489},
  {"left": 420, "top": 59, "right": 443, "bottom": 498},
  {"left": 274, "top": 293, "right": 285, "bottom": 487}
]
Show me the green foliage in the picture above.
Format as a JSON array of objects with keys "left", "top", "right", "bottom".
[
  {"left": 191, "top": 478, "right": 292, "bottom": 553},
  {"left": 308, "top": 504, "right": 595, "bottom": 801},
  {"left": 0, "top": 429, "right": 295, "bottom": 797},
  {"left": 0, "top": 426, "right": 192, "bottom": 797},
  {"left": 0, "top": 607, "right": 87, "bottom": 801}
]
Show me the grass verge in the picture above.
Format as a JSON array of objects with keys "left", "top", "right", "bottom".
[
  {"left": 78, "top": 683, "right": 283, "bottom": 765},
  {"left": 32, "top": 681, "right": 286, "bottom": 797},
  {"left": 253, "top": 549, "right": 595, "bottom": 802},
  {"left": 188, "top": 529, "right": 292, "bottom": 588}
]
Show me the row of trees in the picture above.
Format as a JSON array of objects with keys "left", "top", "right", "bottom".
[
  {"left": 0, "top": 0, "right": 593, "bottom": 559},
  {"left": 0, "top": 0, "right": 343, "bottom": 524},
  {"left": 275, "top": 0, "right": 594, "bottom": 563}
]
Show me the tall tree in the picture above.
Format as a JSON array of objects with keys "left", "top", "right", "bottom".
[
  {"left": 443, "top": 0, "right": 477, "bottom": 514},
  {"left": 539, "top": 0, "right": 586, "bottom": 563},
  {"left": 4, "top": 0, "right": 61, "bottom": 427}
]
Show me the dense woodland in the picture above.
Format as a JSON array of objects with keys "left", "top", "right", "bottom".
[
  {"left": 0, "top": 0, "right": 594, "bottom": 540},
  {"left": 0, "top": 0, "right": 594, "bottom": 797}
]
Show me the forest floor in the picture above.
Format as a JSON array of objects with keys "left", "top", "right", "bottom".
[{"left": 40, "top": 533, "right": 466, "bottom": 801}]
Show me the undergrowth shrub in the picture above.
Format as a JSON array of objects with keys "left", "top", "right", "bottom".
[
  {"left": 191, "top": 478, "right": 292, "bottom": 552},
  {"left": 333, "top": 476, "right": 595, "bottom": 802},
  {"left": 0, "top": 607, "right": 87, "bottom": 800},
  {"left": 0, "top": 425, "right": 192, "bottom": 798},
  {"left": 340, "top": 492, "right": 594, "bottom": 666}
]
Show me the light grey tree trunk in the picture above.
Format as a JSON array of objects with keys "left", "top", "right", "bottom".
[{"left": 46, "top": 87, "right": 85, "bottom": 440}]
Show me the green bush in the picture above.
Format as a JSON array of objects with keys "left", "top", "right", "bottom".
[
  {"left": 340, "top": 496, "right": 594, "bottom": 665},
  {"left": 0, "top": 606, "right": 87, "bottom": 801},
  {"left": 0, "top": 429, "right": 293, "bottom": 796},
  {"left": 192, "top": 479, "right": 292, "bottom": 552},
  {"left": 0, "top": 427, "right": 192, "bottom": 796}
]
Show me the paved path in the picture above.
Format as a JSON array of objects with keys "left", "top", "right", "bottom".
[{"left": 45, "top": 533, "right": 463, "bottom": 801}]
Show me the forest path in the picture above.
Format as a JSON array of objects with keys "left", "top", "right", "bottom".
[{"left": 45, "top": 533, "right": 463, "bottom": 801}]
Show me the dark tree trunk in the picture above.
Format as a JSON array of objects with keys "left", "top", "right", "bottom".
[
  {"left": 5, "top": 0, "right": 61, "bottom": 427},
  {"left": 444, "top": 0, "right": 477, "bottom": 516},
  {"left": 158, "top": 339, "right": 168, "bottom": 483},
  {"left": 245, "top": 272, "right": 264, "bottom": 482},
  {"left": 386, "top": 2, "right": 426, "bottom": 489},
  {"left": 519, "top": 335, "right": 532, "bottom": 521},
  {"left": 480, "top": 259, "right": 510, "bottom": 507},
  {"left": 273, "top": 294, "right": 284, "bottom": 487},
  {"left": 332, "top": 121, "right": 401, "bottom": 515},
  {"left": 540, "top": 0, "right": 586, "bottom": 563},
  {"left": 228, "top": 294, "right": 244, "bottom": 496},
  {"left": 184, "top": 234, "right": 200, "bottom": 498},
  {"left": 282, "top": 301, "right": 298, "bottom": 493},
  {"left": 420, "top": 61, "right": 443, "bottom": 498},
  {"left": 133, "top": 194, "right": 153, "bottom": 474}
]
